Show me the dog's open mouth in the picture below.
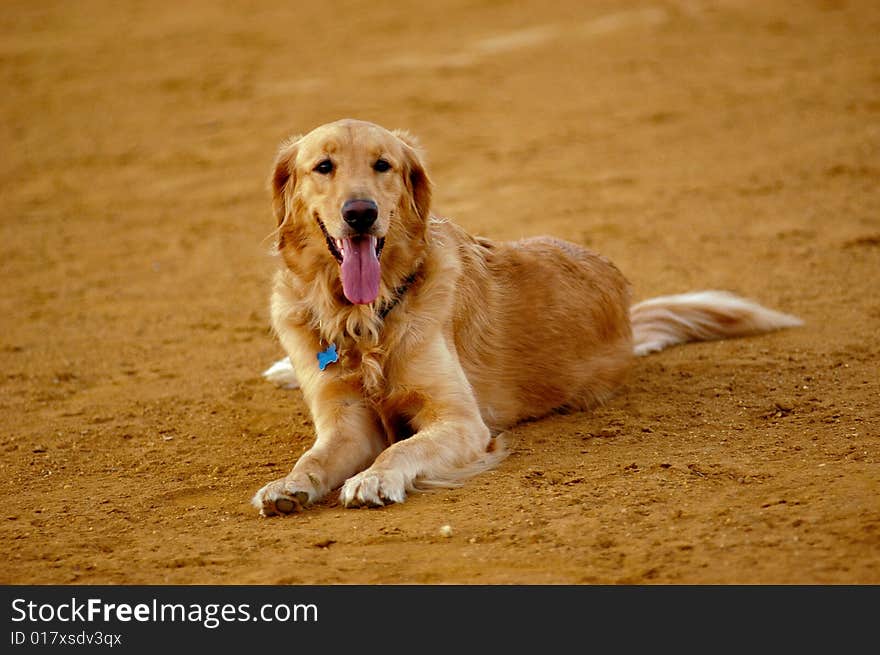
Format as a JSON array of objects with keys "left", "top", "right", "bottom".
[{"left": 316, "top": 216, "right": 385, "bottom": 305}]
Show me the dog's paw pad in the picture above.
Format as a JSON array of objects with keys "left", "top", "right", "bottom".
[
  {"left": 252, "top": 481, "right": 311, "bottom": 517},
  {"left": 273, "top": 491, "right": 309, "bottom": 515}
]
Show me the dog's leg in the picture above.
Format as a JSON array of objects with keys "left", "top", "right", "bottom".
[
  {"left": 340, "top": 418, "right": 496, "bottom": 507},
  {"left": 262, "top": 356, "right": 299, "bottom": 389},
  {"left": 340, "top": 337, "right": 501, "bottom": 507},
  {"left": 252, "top": 379, "right": 385, "bottom": 517}
]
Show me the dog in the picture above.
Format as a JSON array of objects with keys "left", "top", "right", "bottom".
[{"left": 252, "top": 119, "right": 802, "bottom": 516}]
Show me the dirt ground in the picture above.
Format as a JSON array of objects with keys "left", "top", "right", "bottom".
[{"left": 1, "top": 0, "right": 878, "bottom": 585}]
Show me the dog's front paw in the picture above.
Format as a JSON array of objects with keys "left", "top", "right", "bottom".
[
  {"left": 340, "top": 469, "right": 407, "bottom": 508},
  {"left": 252, "top": 475, "right": 318, "bottom": 517}
]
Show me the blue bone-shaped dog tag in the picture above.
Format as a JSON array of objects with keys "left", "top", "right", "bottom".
[{"left": 317, "top": 344, "right": 339, "bottom": 371}]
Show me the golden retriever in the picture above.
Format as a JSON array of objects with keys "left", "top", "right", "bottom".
[{"left": 252, "top": 119, "right": 801, "bottom": 516}]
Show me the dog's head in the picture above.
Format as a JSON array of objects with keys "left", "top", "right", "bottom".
[{"left": 271, "top": 119, "right": 432, "bottom": 305}]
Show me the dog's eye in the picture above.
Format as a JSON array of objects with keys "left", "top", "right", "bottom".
[
  {"left": 313, "top": 159, "right": 334, "bottom": 175},
  {"left": 373, "top": 159, "right": 391, "bottom": 173}
]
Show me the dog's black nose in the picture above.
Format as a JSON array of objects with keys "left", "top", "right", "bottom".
[{"left": 342, "top": 199, "right": 378, "bottom": 233}]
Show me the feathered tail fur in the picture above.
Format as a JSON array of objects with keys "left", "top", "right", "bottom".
[{"left": 630, "top": 291, "right": 802, "bottom": 357}]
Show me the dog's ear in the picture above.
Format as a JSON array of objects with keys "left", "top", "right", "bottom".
[
  {"left": 393, "top": 129, "right": 432, "bottom": 221},
  {"left": 269, "top": 135, "right": 301, "bottom": 226}
]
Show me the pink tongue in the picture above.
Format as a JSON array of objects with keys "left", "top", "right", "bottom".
[{"left": 340, "top": 236, "right": 380, "bottom": 304}]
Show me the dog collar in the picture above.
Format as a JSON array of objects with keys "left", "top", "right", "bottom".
[
  {"left": 377, "top": 267, "right": 421, "bottom": 321},
  {"left": 316, "top": 266, "right": 421, "bottom": 371}
]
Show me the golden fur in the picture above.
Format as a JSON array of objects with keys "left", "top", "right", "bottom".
[{"left": 252, "top": 119, "right": 801, "bottom": 515}]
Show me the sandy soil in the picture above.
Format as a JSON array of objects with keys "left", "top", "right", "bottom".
[{"left": 1, "top": 0, "right": 878, "bottom": 585}]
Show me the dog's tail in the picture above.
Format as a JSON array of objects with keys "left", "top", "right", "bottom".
[{"left": 630, "top": 290, "right": 802, "bottom": 357}]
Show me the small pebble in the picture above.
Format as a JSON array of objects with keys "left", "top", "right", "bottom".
[{"left": 439, "top": 524, "right": 453, "bottom": 538}]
